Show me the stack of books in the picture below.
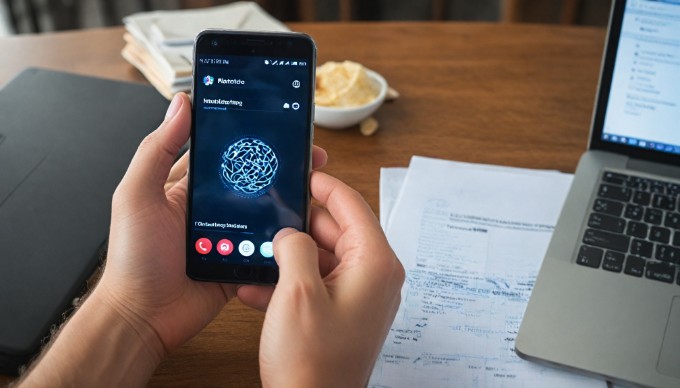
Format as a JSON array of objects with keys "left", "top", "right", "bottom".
[{"left": 122, "top": 2, "right": 288, "bottom": 99}]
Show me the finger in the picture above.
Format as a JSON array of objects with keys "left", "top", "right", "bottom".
[
  {"left": 237, "top": 284, "right": 274, "bottom": 312},
  {"left": 121, "top": 93, "right": 191, "bottom": 197},
  {"left": 273, "top": 228, "right": 323, "bottom": 289},
  {"left": 237, "top": 248, "right": 338, "bottom": 312},
  {"left": 310, "top": 171, "right": 380, "bottom": 231},
  {"left": 165, "top": 175, "right": 188, "bottom": 207},
  {"left": 310, "top": 171, "right": 395, "bottom": 273},
  {"left": 311, "top": 145, "right": 327, "bottom": 170},
  {"left": 219, "top": 283, "right": 238, "bottom": 302},
  {"left": 164, "top": 151, "right": 189, "bottom": 192},
  {"left": 309, "top": 205, "right": 341, "bottom": 252},
  {"left": 318, "top": 248, "right": 339, "bottom": 278}
]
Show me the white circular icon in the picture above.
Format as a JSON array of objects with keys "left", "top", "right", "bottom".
[
  {"left": 260, "top": 242, "right": 273, "bottom": 258},
  {"left": 238, "top": 240, "right": 255, "bottom": 256},
  {"left": 292, "top": 80, "right": 300, "bottom": 88},
  {"left": 292, "top": 102, "right": 300, "bottom": 110}
]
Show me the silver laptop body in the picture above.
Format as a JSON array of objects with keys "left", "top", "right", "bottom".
[{"left": 516, "top": 1, "right": 680, "bottom": 387}]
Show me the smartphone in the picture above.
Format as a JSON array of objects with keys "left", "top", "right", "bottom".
[{"left": 186, "top": 30, "right": 316, "bottom": 284}]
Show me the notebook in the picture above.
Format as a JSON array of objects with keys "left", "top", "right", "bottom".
[
  {"left": 516, "top": 1, "right": 680, "bottom": 386},
  {"left": 0, "top": 68, "right": 168, "bottom": 375}
]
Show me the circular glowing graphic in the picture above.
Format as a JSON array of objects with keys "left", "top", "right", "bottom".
[{"left": 221, "top": 138, "right": 278, "bottom": 196}]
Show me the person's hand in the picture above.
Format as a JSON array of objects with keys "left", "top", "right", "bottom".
[
  {"left": 19, "top": 92, "right": 330, "bottom": 386},
  {"left": 250, "top": 171, "right": 406, "bottom": 387},
  {"left": 97, "top": 92, "right": 328, "bottom": 358},
  {"left": 95, "top": 93, "right": 228, "bottom": 359}
]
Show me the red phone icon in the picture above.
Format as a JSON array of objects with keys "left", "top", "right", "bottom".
[{"left": 195, "top": 238, "right": 212, "bottom": 254}]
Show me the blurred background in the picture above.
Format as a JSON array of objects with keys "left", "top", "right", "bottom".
[{"left": 0, "top": 0, "right": 612, "bottom": 36}]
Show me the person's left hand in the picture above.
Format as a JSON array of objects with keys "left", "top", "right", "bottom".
[
  {"left": 94, "top": 92, "right": 230, "bottom": 359},
  {"left": 96, "top": 92, "right": 327, "bottom": 358}
]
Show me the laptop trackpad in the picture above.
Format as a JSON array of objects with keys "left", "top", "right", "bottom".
[{"left": 658, "top": 296, "right": 680, "bottom": 377}]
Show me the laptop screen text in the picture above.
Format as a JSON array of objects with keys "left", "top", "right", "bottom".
[{"left": 602, "top": 0, "right": 680, "bottom": 155}]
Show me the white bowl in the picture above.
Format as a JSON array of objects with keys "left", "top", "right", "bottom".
[{"left": 313, "top": 69, "right": 388, "bottom": 129}]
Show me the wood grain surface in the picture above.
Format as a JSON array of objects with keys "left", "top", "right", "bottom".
[{"left": 0, "top": 22, "right": 605, "bottom": 387}]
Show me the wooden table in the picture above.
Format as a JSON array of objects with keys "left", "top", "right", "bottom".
[{"left": 0, "top": 22, "right": 606, "bottom": 386}]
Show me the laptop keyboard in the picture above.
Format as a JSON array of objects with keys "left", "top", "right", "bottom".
[{"left": 576, "top": 170, "right": 680, "bottom": 285}]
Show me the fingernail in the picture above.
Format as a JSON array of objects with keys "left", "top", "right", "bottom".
[{"left": 165, "top": 94, "right": 182, "bottom": 120}]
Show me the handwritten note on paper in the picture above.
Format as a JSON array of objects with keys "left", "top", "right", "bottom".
[{"left": 370, "top": 157, "right": 605, "bottom": 387}]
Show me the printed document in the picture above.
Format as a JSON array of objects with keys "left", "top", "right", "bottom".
[{"left": 370, "top": 156, "right": 605, "bottom": 387}]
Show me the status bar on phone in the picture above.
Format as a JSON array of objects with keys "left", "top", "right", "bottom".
[{"left": 263, "top": 59, "right": 307, "bottom": 66}]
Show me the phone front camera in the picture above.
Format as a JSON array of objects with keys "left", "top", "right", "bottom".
[{"left": 211, "top": 40, "right": 218, "bottom": 47}]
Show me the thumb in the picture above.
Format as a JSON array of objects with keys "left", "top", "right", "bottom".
[{"left": 273, "top": 228, "right": 322, "bottom": 288}]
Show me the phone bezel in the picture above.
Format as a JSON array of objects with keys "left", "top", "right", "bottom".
[{"left": 186, "top": 30, "right": 316, "bottom": 284}]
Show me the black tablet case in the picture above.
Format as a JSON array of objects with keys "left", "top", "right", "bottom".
[{"left": 0, "top": 68, "right": 168, "bottom": 375}]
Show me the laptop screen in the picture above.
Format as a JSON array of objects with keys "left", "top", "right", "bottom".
[{"left": 593, "top": 0, "right": 680, "bottom": 161}]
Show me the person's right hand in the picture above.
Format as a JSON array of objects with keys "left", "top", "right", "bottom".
[{"left": 252, "top": 171, "right": 405, "bottom": 387}]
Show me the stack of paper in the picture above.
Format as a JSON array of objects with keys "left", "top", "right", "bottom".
[
  {"left": 122, "top": 2, "right": 288, "bottom": 99},
  {"left": 370, "top": 156, "right": 606, "bottom": 387}
]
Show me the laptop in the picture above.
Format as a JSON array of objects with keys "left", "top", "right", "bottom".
[
  {"left": 0, "top": 68, "right": 168, "bottom": 375},
  {"left": 516, "top": 1, "right": 680, "bottom": 386}
]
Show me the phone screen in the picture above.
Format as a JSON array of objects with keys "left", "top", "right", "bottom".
[{"left": 186, "top": 31, "right": 315, "bottom": 284}]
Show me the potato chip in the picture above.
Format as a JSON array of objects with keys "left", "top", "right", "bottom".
[
  {"left": 315, "top": 61, "right": 379, "bottom": 107},
  {"left": 360, "top": 116, "right": 380, "bottom": 136}
]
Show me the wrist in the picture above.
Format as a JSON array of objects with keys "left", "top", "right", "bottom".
[
  {"left": 20, "top": 286, "right": 164, "bottom": 386},
  {"left": 93, "top": 282, "right": 167, "bottom": 362}
]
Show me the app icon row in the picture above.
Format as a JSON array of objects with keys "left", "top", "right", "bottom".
[{"left": 195, "top": 238, "right": 273, "bottom": 258}]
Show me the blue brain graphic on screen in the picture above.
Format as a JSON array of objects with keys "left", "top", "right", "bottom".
[{"left": 220, "top": 138, "right": 279, "bottom": 196}]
